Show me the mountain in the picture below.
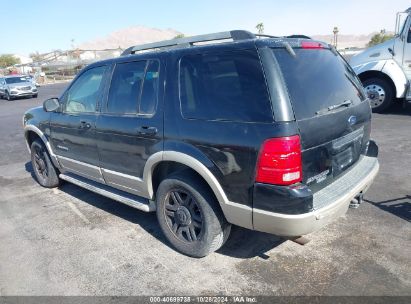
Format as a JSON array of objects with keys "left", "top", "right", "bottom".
[
  {"left": 79, "top": 26, "right": 182, "bottom": 50},
  {"left": 311, "top": 32, "right": 394, "bottom": 49},
  {"left": 78, "top": 26, "right": 389, "bottom": 51}
]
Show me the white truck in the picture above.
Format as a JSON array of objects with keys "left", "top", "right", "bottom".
[{"left": 350, "top": 7, "right": 411, "bottom": 112}]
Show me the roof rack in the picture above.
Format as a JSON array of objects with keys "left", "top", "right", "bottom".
[
  {"left": 255, "top": 34, "right": 278, "bottom": 39},
  {"left": 121, "top": 30, "right": 256, "bottom": 56},
  {"left": 286, "top": 35, "right": 312, "bottom": 39}
]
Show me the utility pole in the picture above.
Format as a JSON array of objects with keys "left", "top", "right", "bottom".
[{"left": 333, "top": 26, "right": 339, "bottom": 49}]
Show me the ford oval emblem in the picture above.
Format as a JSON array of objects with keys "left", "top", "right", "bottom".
[{"left": 348, "top": 115, "right": 357, "bottom": 126}]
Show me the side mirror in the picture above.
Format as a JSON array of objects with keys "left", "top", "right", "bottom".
[{"left": 43, "top": 98, "right": 60, "bottom": 112}]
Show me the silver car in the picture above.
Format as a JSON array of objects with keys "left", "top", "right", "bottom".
[{"left": 0, "top": 75, "right": 38, "bottom": 100}]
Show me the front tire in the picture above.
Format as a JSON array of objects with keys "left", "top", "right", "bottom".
[
  {"left": 30, "top": 139, "right": 60, "bottom": 188},
  {"left": 156, "top": 172, "right": 231, "bottom": 257},
  {"left": 363, "top": 77, "right": 394, "bottom": 113},
  {"left": 5, "top": 91, "right": 11, "bottom": 101}
]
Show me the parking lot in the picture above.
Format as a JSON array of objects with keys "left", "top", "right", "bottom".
[{"left": 0, "top": 83, "right": 410, "bottom": 296}]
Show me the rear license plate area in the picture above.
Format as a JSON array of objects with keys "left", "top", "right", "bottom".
[{"left": 332, "top": 128, "right": 364, "bottom": 175}]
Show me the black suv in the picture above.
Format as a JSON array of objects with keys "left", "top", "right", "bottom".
[{"left": 23, "top": 30, "right": 379, "bottom": 257}]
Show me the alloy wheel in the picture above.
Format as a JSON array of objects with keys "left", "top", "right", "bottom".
[
  {"left": 33, "top": 145, "right": 48, "bottom": 180},
  {"left": 164, "top": 189, "right": 203, "bottom": 243}
]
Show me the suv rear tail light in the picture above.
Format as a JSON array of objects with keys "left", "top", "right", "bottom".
[
  {"left": 301, "top": 41, "right": 324, "bottom": 49},
  {"left": 255, "top": 135, "right": 302, "bottom": 186}
]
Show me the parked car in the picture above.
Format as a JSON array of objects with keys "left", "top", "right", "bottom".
[
  {"left": 0, "top": 75, "right": 38, "bottom": 100},
  {"left": 23, "top": 30, "right": 379, "bottom": 257}
]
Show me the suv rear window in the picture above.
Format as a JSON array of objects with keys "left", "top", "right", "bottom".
[
  {"left": 179, "top": 50, "right": 273, "bottom": 122},
  {"left": 272, "top": 48, "right": 365, "bottom": 120}
]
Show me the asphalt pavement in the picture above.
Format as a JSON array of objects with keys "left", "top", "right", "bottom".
[{"left": 0, "top": 83, "right": 410, "bottom": 296}]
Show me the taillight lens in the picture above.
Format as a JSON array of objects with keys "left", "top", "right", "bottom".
[
  {"left": 301, "top": 41, "right": 324, "bottom": 49},
  {"left": 255, "top": 135, "right": 302, "bottom": 186}
]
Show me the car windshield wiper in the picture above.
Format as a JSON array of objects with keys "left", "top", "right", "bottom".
[{"left": 316, "top": 100, "right": 353, "bottom": 115}]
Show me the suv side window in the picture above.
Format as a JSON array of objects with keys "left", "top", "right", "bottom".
[
  {"left": 106, "top": 59, "right": 160, "bottom": 115},
  {"left": 179, "top": 49, "right": 273, "bottom": 122},
  {"left": 107, "top": 61, "right": 147, "bottom": 114},
  {"left": 65, "top": 66, "right": 107, "bottom": 113},
  {"left": 139, "top": 60, "right": 160, "bottom": 115}
]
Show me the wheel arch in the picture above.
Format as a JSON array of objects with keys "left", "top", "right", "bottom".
[
  {"left": 144, "top": 151, "right": 253, "bottom": 229},
  {"left": 24, "top": 125, "right": 60, "bottom": 168},
  {"left": 145, "top": 151, "right": 228, "bottom": 204},
  {"left": 358, "top": 70, "right": 397, "bottom": 97}
]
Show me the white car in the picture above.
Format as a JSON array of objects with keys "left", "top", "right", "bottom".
[{"left": 0, "top": 75, "right": 38, "bottom": 100}]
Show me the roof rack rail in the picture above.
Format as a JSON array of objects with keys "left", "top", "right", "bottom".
[
  {"left": 121, "top": 30, "right": 256, "bottom": 56},
  {"left": 255, "top": 34, "right": 278, "bottom": 39}
]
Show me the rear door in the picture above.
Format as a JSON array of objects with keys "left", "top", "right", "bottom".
[
  {"left": 95, "top": 58, "right": 164, "bottom": 196},
  {"left": 50, "top": 65, "right": 108, "bottom": 182},
  {"left": 272, "top": 45, "right": 371, "bottom": 190}
]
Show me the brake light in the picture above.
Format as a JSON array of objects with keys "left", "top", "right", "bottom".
[
  {"left": 301, "top": 41, "right": 324, "bottom": 49},
  {"left": 255, "top": 135, "right": 302, "bottom": 186}
]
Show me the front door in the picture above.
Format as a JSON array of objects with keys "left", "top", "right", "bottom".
[
  {"left": 401, "top": 16, "right": 411, "bottom": 80},
  {"left": 95, "top": 58, "right": 164, "bottom": 197},
  {"left": 50, "top": 65, "right": 108, "bottom": 182}
]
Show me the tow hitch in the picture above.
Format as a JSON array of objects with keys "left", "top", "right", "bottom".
[{"left": 349, "top": 192, "right": 364, "bottom": 209}]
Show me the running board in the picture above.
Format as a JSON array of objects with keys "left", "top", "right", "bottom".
[{"left": 59, "top": 173, "right": 156, "bottom": 212}]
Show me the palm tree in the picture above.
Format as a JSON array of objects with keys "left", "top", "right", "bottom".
[{"left": 256, "top": 23, "right": 264, "bottom": 34}]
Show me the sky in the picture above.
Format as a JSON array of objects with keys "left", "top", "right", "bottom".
[{"left": 1, "top": 0, "right": 410, "bottom": 55}]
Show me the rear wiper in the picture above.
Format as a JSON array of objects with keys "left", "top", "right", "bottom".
[{"left": 316, "top": 100, "right": 353, "bottom": 115}]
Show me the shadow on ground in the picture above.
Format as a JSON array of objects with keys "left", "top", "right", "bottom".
[
  {"left": 25, "top": 161, "right": 284, "bottom": 258},
  {"left": 379, "top": 101, "right": 411, "bottom": 116},
  {"left": 25, "top": 162, "right": 35, "bottom": 179},
  {"left": 366, "top": 196, "right": 411, "bottom": 222}
]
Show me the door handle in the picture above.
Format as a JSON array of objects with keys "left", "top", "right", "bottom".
[
  {"left": 137, "top": 126, "right": 158, "bottom": 135},
  {"left": 79, "top": 121, "right": 91, "bottom": 129}
]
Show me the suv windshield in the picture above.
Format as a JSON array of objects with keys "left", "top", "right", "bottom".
[
  {"left": 5, "top": 77, "right": 29, "bottom": 84},
  {"left": 272, "top": 48, "right": 366, "bottom": 120}
]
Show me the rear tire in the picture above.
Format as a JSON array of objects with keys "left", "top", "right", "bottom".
[
  {"left": 33, "top": 94, "right": 38, "bottom": 98},
  {"left": 30, "top": 139, "right": 60, "bottom": 188},
  {"left": 363, "top": 77, "right": 394, "bottom": 113},
  {"left": 156, "top": 172, "right": 231, "bottom": 257}
]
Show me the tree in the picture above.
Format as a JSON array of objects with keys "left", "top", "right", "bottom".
[
  {"left": 367, "top": 29, "right": 394, "bottom": 47},
  {"left": 0, "top": 54, "right": 20, "bottom": 68},
  {"left": 174, "top": 34, "right": 185, "bottom": 39},
  {"left": 256, "top": 23, "right": 264, "bottom": 34},
  {"left": 29, "top": 51, "right": 42, "bottom": 62}
]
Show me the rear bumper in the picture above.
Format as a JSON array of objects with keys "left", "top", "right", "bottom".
[{"left": 252, "top": 155, "right": 379, "bottom": 236}]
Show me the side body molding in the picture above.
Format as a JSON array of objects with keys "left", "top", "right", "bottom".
[
  {"left": 24, "top": 125, "right": 61, "bottom": 169},
  {"left": 143, "top": 151, "right": 253, "bottom": 229}
]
